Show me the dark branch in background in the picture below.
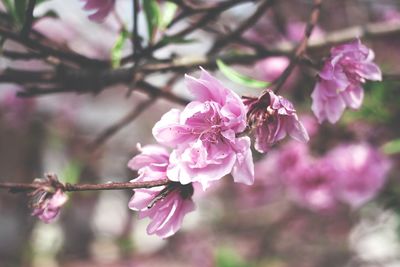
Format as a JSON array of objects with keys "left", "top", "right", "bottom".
[
  {"left": 20, "top": 0, "right": 37, "bottom": 37},
  {"left": 0, "top": 21, "right": 398, "bottom": 97},
  {"left": 120, "top": 0, "right": 255, "bottom": 64},
  {"left": 132, "top": 0, "right": 140, "bottom": 52},
  {"left": 126, "top": 0, "right": 141, "bottom": 97},
  {"left": 0, "top": 25, "right": 109, "bottom": 68},
  {"left": 89, "top": 98, "right": 156, "bottom": 150},
  {"left": 0, "top": 179, "right": 170, "bottom": 193},
  {"left": 272, "top": 0, "right": 322, "bottom": 93},
  {"left": 89, "top": 75, "right": 181, "bottom": 150},
  {"left": 0, "top": 0, "right": 399, "bottom": 153},
  {"left": 208, "top": 0, "right": 274, "bottom": 54}
]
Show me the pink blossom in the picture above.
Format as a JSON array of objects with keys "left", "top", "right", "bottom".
[
  {"left": 311, "top": 39, "right": 382, "bottom": 123},
  {"left": 236, "top": 150, "right": 283, "bottom": 208},
  {"left": 33, "top": 18, "right": 77, "bottom": 45},
  {"left": 256, "top": 56, "right": 290, "bottom": 82},
  {"left": 153, "top": 68, "right": 254, "bottom": 190},
  {"left": 128, "top": 144, "right": 195, "bottom": 238},
  {"left": 246, "top": 90, "right": 309, "bottom": 153},
  {"left": 286, "top": 21, "right": 325, "bottom": 43},
  {"left": 274, "top": 142, "right": 338, "bottom": 212},
  {"left": 81, "top": 0, "right": 115, "bottom": 22},
  {"left": 327, "top": 143, "right": 391, "bottom": 208},
  {"left": 0, "top": 88, "right": 35, "bottom": 128},
  {"left": 285, "top": 158, "right": 338, "bottom": 212},
  {"left": 32, "top": 189, "right": 68, "bottom": 223}
]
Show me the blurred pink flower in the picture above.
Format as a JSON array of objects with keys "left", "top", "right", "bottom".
[
  {"left": 32, "top": 189, "right": 68, "bottom": 223},
  {"left": 286, "top": 21, "right": 325, "bottom": 43},
  {"left": 236, "top": 150, "right": 283, "bottom": 208},
  {"left": 128, "top": 144, "right": 195, "bottom": 238},
  {"left": 33, "top": 17, "right": 77, "bottom": 45},
  {"left": 311, "top": 39, "right": 382, "bottom": 123},
  {"left": 81, "top": 0, "right": 115, "bottom": 22},
  {"left": 256, "top": 56, "right": 290, "bottom": 82},
  {"left": 246, "top": 90, "right": 309, "bottom": 153},
  {"left": 0, "top": 89, "right": 35, "bottom": 128},
  {"left": 327, "top": 143, "right": 391, "bottom": 208},
  {"left": 286, "top": 158, "right": 338, "bottom": 212},
  {"left": 278, "top": 142, "right": 390, "bottom": 212},
  {"left": 153, "top": 68, "right": 254, "bottom": 190}
]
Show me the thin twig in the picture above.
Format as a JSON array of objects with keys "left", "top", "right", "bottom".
[
  {"left": 126, "top": 0, "right": 141, "bottom": 97},
  {"left": 88, "top": 97, "right": 156, "bottom": 150},
  {"left": 208, "top": 0, "right": 274, "bottom": 54},
  {"left": 272, "top": 0, "right": 322, "bottom": 93},
  {"left": 0, "top": 179, "right": 170, "bottom": 193},
  {"left": 0, "top": 25, "right": 109, "bottom": 68},
  {"left": 89, "top": 75, "right": 181, "bottom": 149}
]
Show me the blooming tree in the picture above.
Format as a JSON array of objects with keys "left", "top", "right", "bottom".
[{"left": 0, "top": 0, "right": 399, "bottom": 266}]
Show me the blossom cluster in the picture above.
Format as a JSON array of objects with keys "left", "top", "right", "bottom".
[
  {"left": 28, "top": 40, "right": 386, "bottom": 240},
  {"left": 29, "top": 174, "right": 69, "bottom": 223},
  {"left": 243, "top": 141, "right": 391, "bottom": 212},
  {"left": 311, "top": 39, "right": 382, "bottom": 123},
  {"left": 80, "top": 0, "right": 115, "bottom": 22},
  {"left": 127, "top": 68, "right": 308, "bottom": 238}
]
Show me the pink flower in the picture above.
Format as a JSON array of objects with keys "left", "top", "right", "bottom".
[
  {"left": 246, "top": 90, "right": 309, "bottom": 153},
  {"left": 153, "top": 68, "right": 254, "bottom": 190},
  {"left": 236, "top": 150, "right": 283, "bottom": 208},
  {"left": 31, "top": 189, "right": 68, "bottom": 223},
  {"left": 128, "top": 144, "right": 195, "bottom": 238},
  {"left": 0, "top": 88, "right": 35, "bottom": 128},
  {"left": 256, "top": 56, "right": 290, "bottom": 82},
  {"left": 81, "top": 0, "right": 115, "bottom": 22},
  {"left": 327, "top": 143, "right": 391, "bottom": 208},
  {"left": 311, "top": 39, "right": 382, "bottom": 123},
  {"left": 286, "top": 21, "right": 325, "bottom": 43},
  {"left": 33, "top": 18, "right": 77, "bottom": 45},
  {"left": 285, "top": 158, "right": 337, "bottom": 212}
]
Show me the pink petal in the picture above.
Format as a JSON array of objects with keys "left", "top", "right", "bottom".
[
  {"left": 231, "top": 137, "right": 254, "bottom": 185},
  {"left": 152, "top": 109, "right": 193, "bottom": 147}
]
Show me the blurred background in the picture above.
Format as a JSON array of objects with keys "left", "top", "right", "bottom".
[{"left": 1, "top": 0, "right": 400, "bottom": 266}]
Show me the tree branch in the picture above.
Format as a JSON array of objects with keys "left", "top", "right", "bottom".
[
  {"left": 272, "top": 0, "right": 322, "bottom": 93},
  {"left": 0, "top": 179, "right": 170, "bottom": 193},
  {"left": 20, "top": 0, "right": 37, "bottom": 37},
  {"left": 208, "top": 0, "right": 274, "bottom": 54}
]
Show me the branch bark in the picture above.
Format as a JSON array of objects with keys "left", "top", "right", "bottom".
[{"left": 0, "top": 179, "right": 170, "bottom": 193}]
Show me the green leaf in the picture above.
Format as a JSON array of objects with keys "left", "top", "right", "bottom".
[
  {"left": 143, "top": 0, "right": 161, "bottom": 44},
  {"left": 3, "top": 0, "right": 18, "bottom": 24},
  {"left": 215, "top": 247, "right": 250, "bottom": 267},
  {"left": 382, "top": 138, "right": 400, "bottom": 155},
  {"left": 3, "top": 0, "right": 14, "bottom": 14},
  {"left": 111, "top": 29, "right": 129, "bottom": 68},
  {"left": 216, "top": 59, "right": 269, "bottom": 88},
  {"left": 14, "top": 0, "right": 28, "bottom": 25},
  {"left": 60, "top": 161, "right": 82, "bottom": 185},
  {"left": 160, "top": 2, "right": 177, "bottom": 29}
]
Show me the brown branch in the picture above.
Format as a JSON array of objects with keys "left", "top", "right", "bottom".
[
  {"left": 89, "top": 75, "right": 181, "bottom": 149},
  {"left": 132, "top": 0, "right": 140, "bottom": 51},
  {"left": 2, "top": 21, "right": 399, "bottom": 102},
  {"left": 2, "top": 50, "right": 43, "bottom": 59},
  {"left": 16, "top": 79, "right": 190, "bottom": 106},
  {"left": 88, "top": 97, "right": 156, "bottom": 150},
  {"left": 0, "top": 179, "right": 170, "bottom": 193},
  {"left": 20, "top": 0, "right": 37, "bottom": 37},
  {"left": 272, "top": 0, "right": 322, "bottom": 93},
  {"left": 120, "top": 0, "right": 255, "bottom": 65},
  {"left": 0, "top": 25, "right": 109, "bottom": 68}
]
